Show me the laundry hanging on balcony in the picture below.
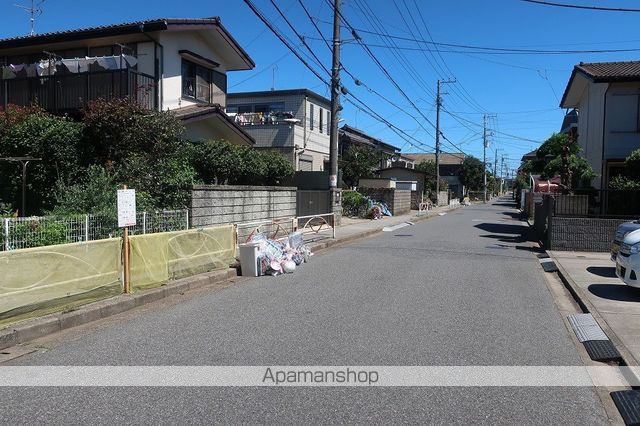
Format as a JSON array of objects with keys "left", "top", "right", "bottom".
[
  {"left": 36, "top": 60, "right": 57, "bottom": 77},
  {"left": 0, "top": 54, "right": 139, "bottom": 80}
]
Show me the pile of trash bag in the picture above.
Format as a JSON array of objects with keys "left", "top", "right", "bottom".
[
  {"left": 363, "top": 196, "right": 392, "bottom": 220},
  {"left": 248, "top": 231, "right": 312, "bottom": 276}
]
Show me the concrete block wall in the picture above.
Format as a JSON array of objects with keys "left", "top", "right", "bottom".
[
  {"left": 550, "top": 217, "right": 627, "bottom": 252},
  {"left": 359, "top": 188, "right": 411, "bottom": 216},
  {"left": 190, "top": 185, "right": 297, "bottom": 228}
]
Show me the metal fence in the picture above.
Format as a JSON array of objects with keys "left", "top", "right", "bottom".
[
  {"left": 1, "top": 209, "right": 189, "bottom": 251},
  {"left": 551, "top": 190, "right": 640, "bottom": 218}
]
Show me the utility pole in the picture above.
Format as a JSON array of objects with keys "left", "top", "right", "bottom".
[
  {"left": 483, "top": 114, "right": 488, "bottom": 203},
  {"left": 435, "top": 78, "right": 455, "bottom": 201},
  {"left": 329, "top": 0, "right": 341, "bottom": 191},
  {"left": 500, "top": 154, "right": 505, "bottom": 194}
]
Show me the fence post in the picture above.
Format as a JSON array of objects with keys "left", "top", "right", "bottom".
[
  {"left": 185, "top": 209, "right": 189, "bottom": 230},
  {"left": 332, "top": 213, "right": 336, "bottom": 239},
  {"left": 3, "top": 218, "right": 9, "bottom": 251},
  {"left": 142, "top": 211, "right": 147, "bottom": 234},
  {"left": 545, "top": 196, "right": 554, "bottom": 250},
  {"left": 84, "top": 215, "right": 89, "bottom": 242}
]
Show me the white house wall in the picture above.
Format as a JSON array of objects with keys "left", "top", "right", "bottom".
[
  {"left": 136, "top": 41, "right": 155, "bottom": 77},
  {"left": 577, "top": 82, "right": 607, "bottom": 188},
  {"left": 604, "top": 82, "right": 640, "bottom": 161},
  {"left": 157, "top": 31, "right": 229, "bottom": 111},
  {"left": 294, "top": 124, "right": 328, "bottom": 171}
]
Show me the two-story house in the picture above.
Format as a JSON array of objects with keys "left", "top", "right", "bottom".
[
  {"left": 0, "top": 17, "right": 255, "bottom": 145},
  {"left": 338, "top": 124, "right": 405, "bottom": 169},
  {"left": 226, "top": 89, "right": 332, "bottom": 171},
  {"left": 404, "top": 152, "right": 466, "bottom": 198},
  {"left": 560, "top": 61, "right": 640, "bottom": 188}
]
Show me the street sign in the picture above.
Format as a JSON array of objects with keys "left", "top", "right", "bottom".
[{"left": 117, "top": 189, "right": 136, "bottom": 228}]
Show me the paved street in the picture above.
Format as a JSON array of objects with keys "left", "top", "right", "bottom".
[{"left": 1, "top": 197, "right": 609, "bottom": 424}]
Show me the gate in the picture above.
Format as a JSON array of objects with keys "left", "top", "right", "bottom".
[{"left": 296, "top": 190, "right": 331, "bottom": 217}]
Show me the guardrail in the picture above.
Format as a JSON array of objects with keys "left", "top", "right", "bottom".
[
  {"left": 234, "top": 213, "right": 337, "bottom": 245},
  {"left": 295, "top": 213, "right": 336, "bottom": 240}
]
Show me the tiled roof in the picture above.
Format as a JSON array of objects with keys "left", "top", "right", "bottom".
[
  {"left": 404, "top": 153, "right": 465, "bottom": 165},
  {"left": 561, "top": 61, "right": 640, "bottom": 107},
  {"left": 575, "top": 60, "right": 640, "bottom": 82},
  {"left": 172, "top": 104, "right": 255, "bottom": 145},
  {"left": 339, "top": 124, "right": 400, "bottom": 153},
  {"left": 0, "top": 17, "right": 254, "bottom": 68}
]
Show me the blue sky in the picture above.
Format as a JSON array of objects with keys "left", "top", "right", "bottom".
[{"left": 2, "top": 0, "right": 640, "bottom": 175}]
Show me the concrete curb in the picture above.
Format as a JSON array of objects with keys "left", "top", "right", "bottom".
[
  {"left": 550, "top": 253, "right": 640, "bottom": 374},
  {"left": 0, "top": 205, "right": 461, "bottom": 351},
  {"left": 0, "top": 268, "right": 237, "bottom": 351}
]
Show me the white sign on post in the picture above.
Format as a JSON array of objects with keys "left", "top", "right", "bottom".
[{"left": 117, "top": 189, "right": 137, "bottom": 228}]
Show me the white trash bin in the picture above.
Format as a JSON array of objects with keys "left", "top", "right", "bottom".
[{"left": 238, "top": 243, "right": 260, "bottom": 277}]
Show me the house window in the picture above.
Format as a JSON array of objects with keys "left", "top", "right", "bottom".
[
  {"left": 319, "top": 107, "right": 324, "bottom": 132},
  {"left": 326, "top": 110, "right": 330, "bottom": 135},
  {"left": 254, "top": 102, "right": 285, "bottom": 114},
  {"left": 181, "top": 59, "right": 212, "bottom": 103},
  {"left": 309, "top": 103, "right": 314, "bottom": 130}
]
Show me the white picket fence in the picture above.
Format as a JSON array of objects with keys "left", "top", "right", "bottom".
[{"left": 1, "top": 209, "right": 189, "bottom": 251}]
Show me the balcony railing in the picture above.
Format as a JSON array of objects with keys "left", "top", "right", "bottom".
[
  {"left": 232, "top": 111, "right": 300, "bottom": 126},
  {"left": 1, "top": 69, "right": 157, "bottom": 112}
]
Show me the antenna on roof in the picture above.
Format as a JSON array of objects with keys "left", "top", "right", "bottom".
[{"left": 13, "top": 0, "right": 45, "bottom": 36}]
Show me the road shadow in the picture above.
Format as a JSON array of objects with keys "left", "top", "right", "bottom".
[
  {"left": 588, "top": 283, "right": 640, "bottom": 302},
  {"left": 475, "top": 223, "right": 527, "bottom": 235},
  {"left": 515, "top": 245, "right": 544, "bottom": 253},
  {"left": 479, "top": 234, "right": 526, "bottom": 243},
  {"left": 475, "top": 222, "right": 534, "bottom": 244},
  {"left": 501, "top": 211, "right": 523, "bottom": 220},
  {"left": 493, "top": 202, "right": 517, "bottom": 207},
  {"left": 587, "top": 266, "right": 617, "bottom": 279}
]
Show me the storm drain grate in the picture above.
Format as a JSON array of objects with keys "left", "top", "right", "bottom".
[
  {"left": 583, "top": 340, "right": 622, "bottom": 363},
  {"left": 540, "top": 259, "right": 559, "bottom": 272},
  {"left": 567, "top": 314, "right": 609, "bottom": 342},
  {"left": 611, "top": 390, "right": 640, "bottom": 426}
]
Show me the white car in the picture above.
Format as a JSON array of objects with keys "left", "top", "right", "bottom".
[{"left": 616, "top": 229, "right": 640, "bottom": 287}]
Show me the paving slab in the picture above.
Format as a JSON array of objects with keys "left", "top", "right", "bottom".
[{"left": 550, "top": 250, "right": 640, "bottom": 365}]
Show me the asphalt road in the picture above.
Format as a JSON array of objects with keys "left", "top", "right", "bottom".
[{"left": 1, "top": 197, "right": 609, "bottom": 424}]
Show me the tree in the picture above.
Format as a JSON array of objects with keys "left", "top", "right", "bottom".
[
  {"left": 82, "top": 98, "right": 196, "bottom": 209},
  {"left": 340, "top": 144, "right": 381, "bottom": 187},
  {"left": 609, "top": 149, "right": 640, "bottom": 189},
  {"left": 415, "top": 160, "right": 436, "bottom": 193},
  {"left": 526, "top": 132, "right": 596, "bottom": 189},
  {"left": 0, "top": 110, "right": 84, "bottom": 214},
  {"left": 459, "top": 156, "right": 485, "bottom": 191}
]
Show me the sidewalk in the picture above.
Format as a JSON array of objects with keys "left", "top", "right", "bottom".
[{"left": 550, "top": 250, "right": 640, "bottom": 366}]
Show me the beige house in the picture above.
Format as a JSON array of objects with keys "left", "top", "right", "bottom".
[
  {"left": 0, "top": 17, "right": 255, "bottom": 145},
  {"left": 560, "top": 61, "right": 640, "bottom": 188},
  {"left": 226, "top": 89, "right": 332, "bottom": 171}
]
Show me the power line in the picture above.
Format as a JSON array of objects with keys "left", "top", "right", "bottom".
[
  {"left": 269, "top": 0, "right": 331, "bottom": 77},
  {"left": 243, "top": 0, "right": 330, "bottom": 86},
  {"left": 307, "top": 21, "right": 640, "bottom": 54},
  {"left": 520, "top": 0, "right": 640, "bottom": 12}
]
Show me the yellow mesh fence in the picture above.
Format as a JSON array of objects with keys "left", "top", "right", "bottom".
[
  {"left": 129, "top": 225, "right": 236, "bottom": 290},
  {"left": 0, "top": 239, "right": 122, "bottom": 325}
]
